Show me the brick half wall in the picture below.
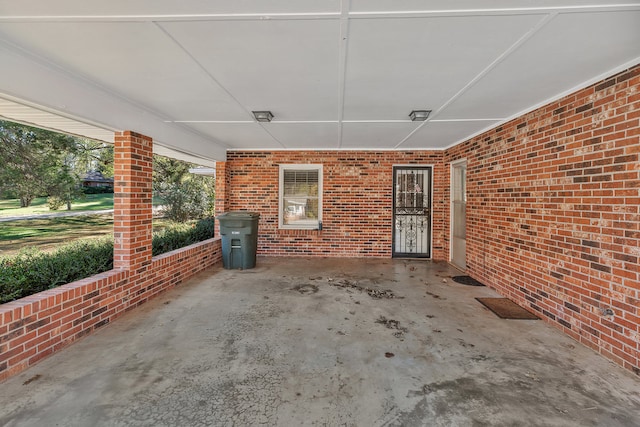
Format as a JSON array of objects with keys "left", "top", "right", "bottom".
[
  {"left": 1, "top": 130, "right": 224, "bottom": 382},
  {"left": 0, "top": 238, "right": 222, "bottom": 382}
]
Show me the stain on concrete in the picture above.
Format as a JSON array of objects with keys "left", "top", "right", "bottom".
[
  {"left": 388, "top": 372, "right": 640, "bottom": 427},
  {"left": 328, "top": 277, "right": 402, "bottom": 299},
  {"left": 21, "top": 375, "right": 41, "bottom": 386},
  {"left": 292, "top": 284, "right": 319, "bottom": 294},
  {"left": 375, "top": 316, "right": 409, "bottom": 340},
  {"left": 1, "top": 258, "right": 639, "bottom": 427}
]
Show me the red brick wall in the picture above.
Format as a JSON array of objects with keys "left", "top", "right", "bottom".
[
  {"left": 222, "top": 151, "right": 447, "bottom": 258},
  {"left": 0, "top": 239, "right": 222, "bottom": 382},
  {"left": 445, "top": 65, "right": 640, "bottom": 374},
  {"left": 114, "top": 131, "right": 153, "bottom": 270},
  {"left": 220, "top": 66, "right": 639, "bottom": 374},
  {"left": 0, "top": 131, "right": 222, "bottom": 382},
  {"left": 3, "top": 64, "right": 637, "bottom": 380},
  {"left": 214, "top": 161, "right": 231, "bottom": 237}
]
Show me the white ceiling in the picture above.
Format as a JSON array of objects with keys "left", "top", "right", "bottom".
[{"left": 0, "top": 1, "right": 639, "bottom": 164}]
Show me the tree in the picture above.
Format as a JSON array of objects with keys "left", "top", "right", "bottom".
[
  {"left": 48, "top": 161, "right": 83, "bottom": 210},
  {"left": 153, "top": 155, "right": 215, "bottom": 222},
  {"left": 96, "top": 144, "right": 114, "bottom": 178},
  {"left": 153, "top": 156, "right": 191, "bottom": 185},
  {"left": 0, "top": 120, "right": 79, "bottom": 207},
  {"left": 73, "top": 139, "right": 114, "bottom": 179}
]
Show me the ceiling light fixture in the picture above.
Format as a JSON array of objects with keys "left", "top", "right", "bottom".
[
  {"left": 252, "top": 111, "right": 274, "bottom": 122},
  {"left": 409, "top": 110, "right": 431, "bottom": 121}
]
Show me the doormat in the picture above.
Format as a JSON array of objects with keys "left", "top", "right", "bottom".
[
  {"left": 452, "top": 276, "right": 485, "bottom": 286},
  {"left": 475, "top": 298, "right": 539, "bottom": 320}
]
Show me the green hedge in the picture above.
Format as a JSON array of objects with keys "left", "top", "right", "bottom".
[
  {"left": 0, "top": 237, "right": 114, "bottom": 304},
  {"left": 82, "top": 186, "right": 114, "bottom": 194},
  {"left": 0, "top": 218, "right": 215, "bottom": 304}
]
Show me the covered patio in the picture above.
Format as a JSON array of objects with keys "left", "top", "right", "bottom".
[
  {"left": 1, "top": 257, "right": 639, "bottom": 426},
  {"left": 0, "top": 1, "right": 639, "bottom": 420}
]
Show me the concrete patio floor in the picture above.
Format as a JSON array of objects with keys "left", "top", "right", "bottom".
[{"left": 1, "top": 257, "right": 639, "bottom": 426}]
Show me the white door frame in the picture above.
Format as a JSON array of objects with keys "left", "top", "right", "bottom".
[{"left": 450, "top": 158, "right": 467, "bottom": 270}]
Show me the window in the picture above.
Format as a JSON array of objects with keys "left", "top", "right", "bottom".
[{"left": 279, "top": 164, "right": 322, "bottom": 229}]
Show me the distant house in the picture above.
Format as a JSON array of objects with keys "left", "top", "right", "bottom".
[{"left": 81, "top": 171, "right": 114, "bottom": 188}]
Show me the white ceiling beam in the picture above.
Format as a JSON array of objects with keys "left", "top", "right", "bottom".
[
  {"left": 154, "top": 143, "right": 217, "bottom": 167},
  {"left": 0, "top": 13, "right": 341, "bottom": 23},
  {"left": 336, "top": 0, "right": 351, "bottom": 148},
  {"left": 0, "top": 94, "right": 115, "bottom": 143},
  {"left": 0, "top": 38, "right": 228, "bottom": 161},
  {"left": 2, "top": 4, "right": 640, "bottom": 22},
  {"left": 349, "top": 4, "right": 640, "bottom": 18}
]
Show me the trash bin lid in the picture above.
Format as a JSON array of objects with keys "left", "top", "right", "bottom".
[{"left": 216, "top": 211, "right": 260, "bottom": 219}]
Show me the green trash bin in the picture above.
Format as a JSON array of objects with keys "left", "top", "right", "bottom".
[{"left": 217, "top": 211, "right": 260, "bottom": 269}]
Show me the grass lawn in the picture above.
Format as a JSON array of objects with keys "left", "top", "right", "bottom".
[
  {"left": 0, "top": 194, "right": 165, "bottom": 218},
  {"left": 0, "top": 215, "right": 175, "bottom": 258},
  {"left": 0, "top": 215, "right": 114, "bottom": 258},
  {"left": 0, "top": 194, "right": 113, "bottom": 217}
]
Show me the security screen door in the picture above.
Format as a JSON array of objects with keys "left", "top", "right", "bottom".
[{"left": 392, "top": 166, "right": 432, "bottom": 258}]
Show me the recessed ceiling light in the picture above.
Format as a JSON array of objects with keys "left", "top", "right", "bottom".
[
  {"left": 252, "top": 111, "right": 274, "bottom": 122},
  {"left": 409, "top": 110, "right": 431, "bottom": 121}
]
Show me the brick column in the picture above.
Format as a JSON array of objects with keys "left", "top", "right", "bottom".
[
  {"left": 214, "top": 161, "right": 230, "bottom": 236},
  {"left": 113, "top": 131, "right": 153, "bottom": 270}
]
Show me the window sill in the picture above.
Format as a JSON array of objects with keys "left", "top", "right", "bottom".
[{"left": 278, "top": 227, "right": 322, "bottom": 235}]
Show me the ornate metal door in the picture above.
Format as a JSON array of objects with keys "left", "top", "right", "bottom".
[{"left": 393, "top": 166, "right": 432, "bottom": 258}]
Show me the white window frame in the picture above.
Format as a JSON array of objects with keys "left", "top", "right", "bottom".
[{"left": 279, "top": 164, "right": 323, "bottom": 230}]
